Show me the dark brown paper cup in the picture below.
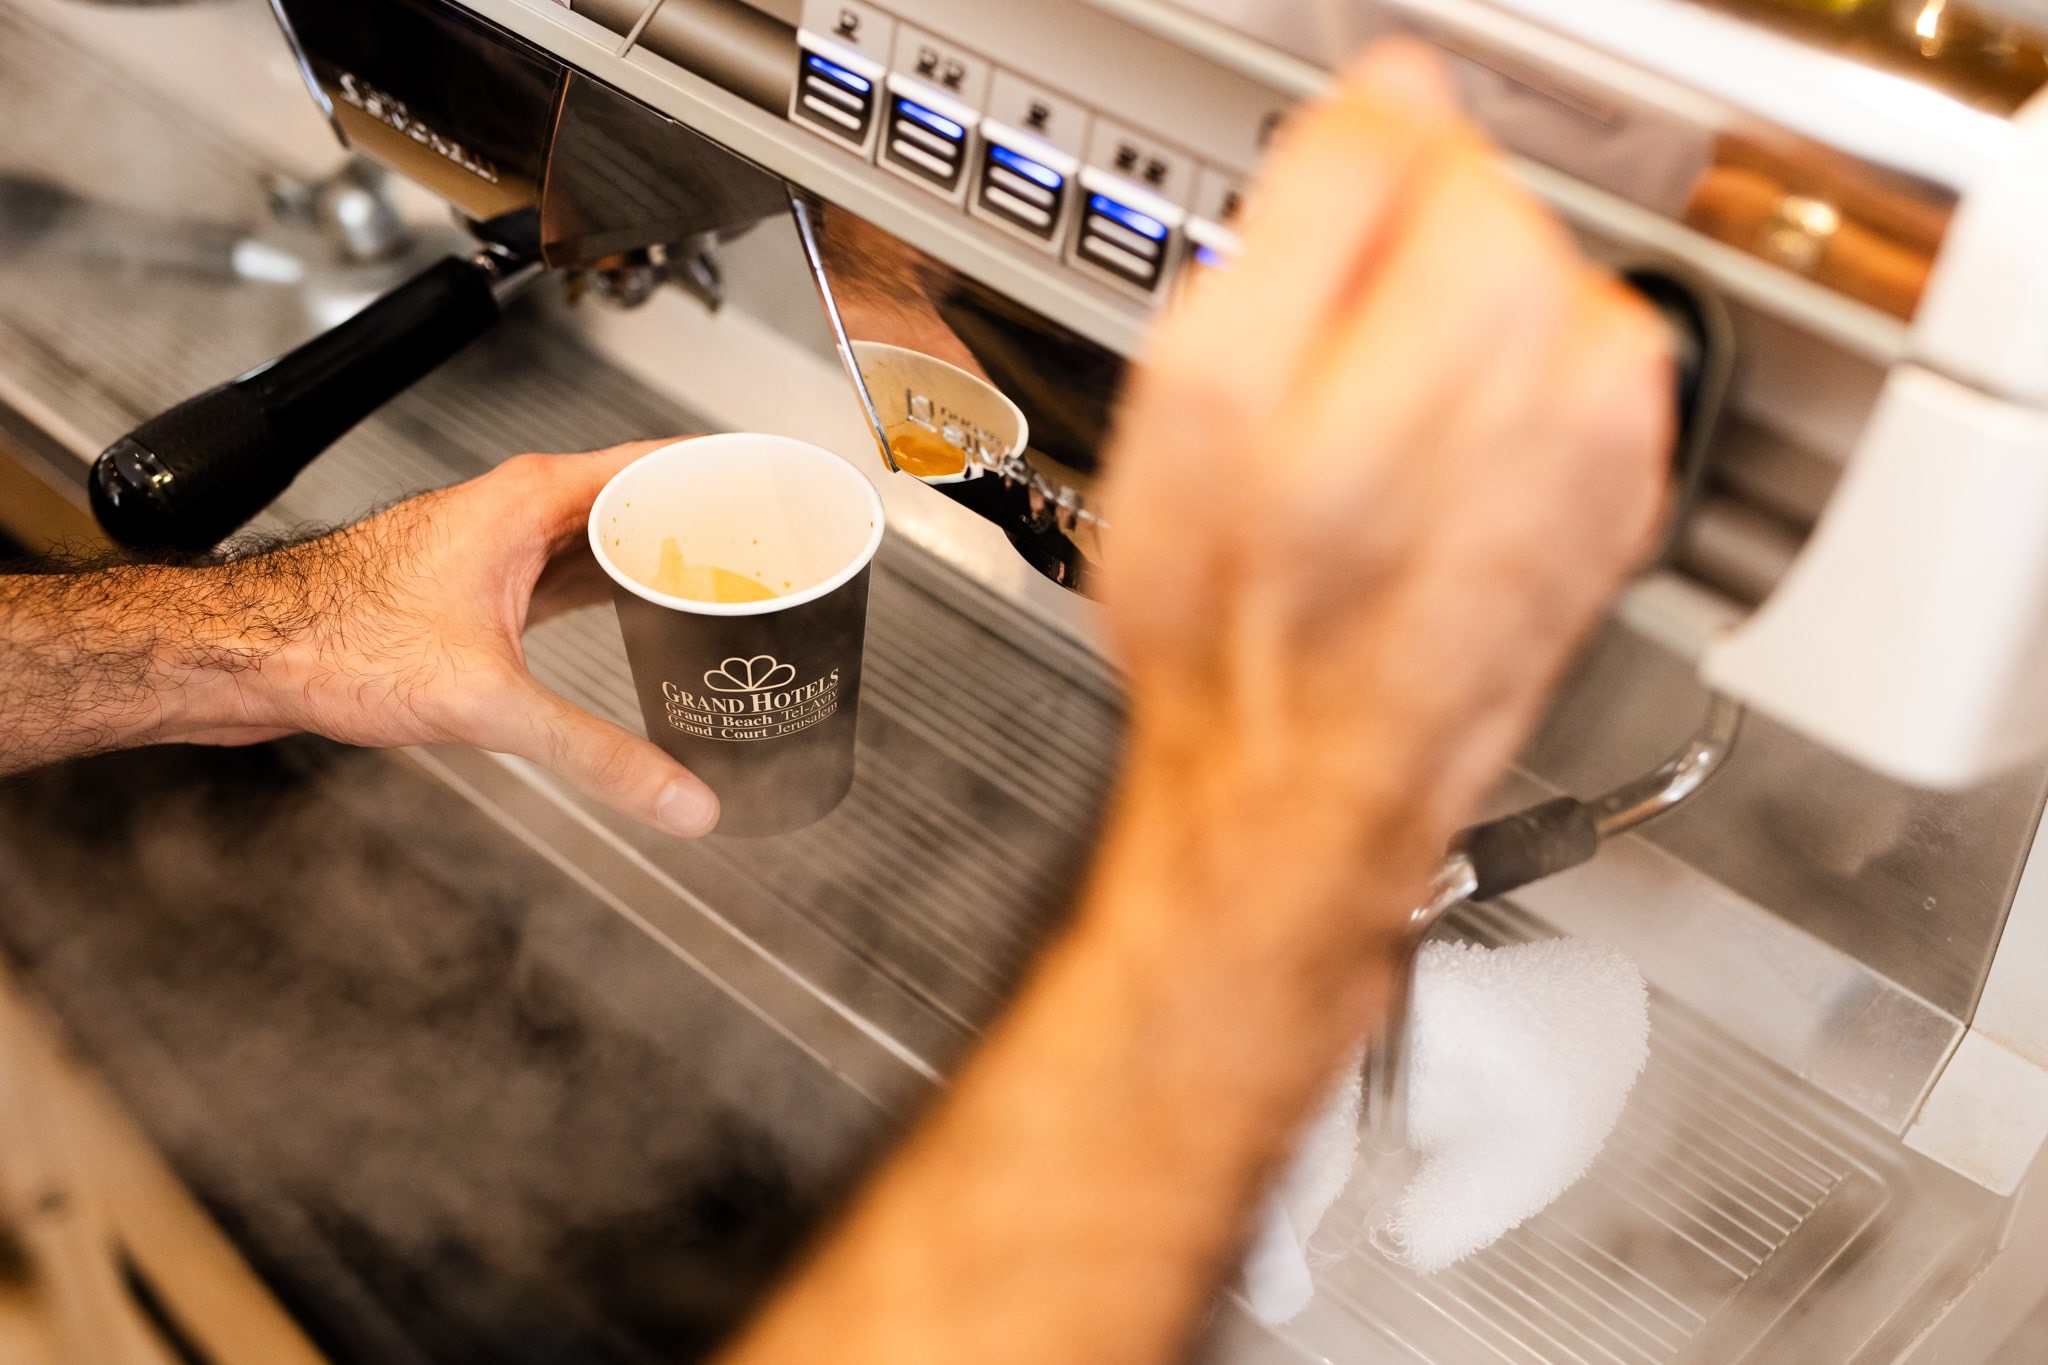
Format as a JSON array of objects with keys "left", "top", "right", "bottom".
[{"left": 588, "top": 434, "right": 886, "bottom": 837}]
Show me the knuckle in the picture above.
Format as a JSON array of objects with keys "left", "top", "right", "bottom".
[
  {"left": 1441, "top": 184, "right": 1574, "bottom": 325},
  {"left": 1272, "top": 93, "right": 1383, "bottom": 170},
  {"left": 1505, "top": 225, "right": 1578, "bottom": 312},
  {"left": 1559, "top": 354, "right": 1673, "bottom": 555},
  {"left": 1449, "top": 145, "right": 1564, "bottom": 245},
  {"left": 1259, "top": 86, "right": 1436, "bottom": 208}
]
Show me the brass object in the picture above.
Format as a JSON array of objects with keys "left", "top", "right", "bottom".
[{"left": 1757, "top": 193, "right": 1845, "bottom": 275}]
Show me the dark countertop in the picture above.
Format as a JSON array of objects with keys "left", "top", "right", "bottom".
[{"left": 0, "top": 738, "right": 893, "bottom": 1364}]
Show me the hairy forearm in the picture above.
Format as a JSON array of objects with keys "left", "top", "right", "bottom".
[
  {"left": 0, "top": 545, "right": 336, "bottom": 774},
  {"left": 722, "top": 746, "right": 1439, "bottom": 1365},
  {"left": 3, "top": 445, "right": 726, "bottom": 831}
]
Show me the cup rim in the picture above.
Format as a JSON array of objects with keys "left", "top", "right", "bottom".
[{"left": 587, "top": 433, "right": 887, "bottom": 617}]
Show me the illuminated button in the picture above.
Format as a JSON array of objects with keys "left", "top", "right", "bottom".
[
  {"left": 972, "top": 125, "right": 1078, "bottom": 249},
  {"left": 990, "top": 145, "right": 1060, "bottom": 201},
  {"left": 1179, "top": 218, "right": 1241, "bottom": 298},
  {"left": 792, "top": 39, "right": 884, "bottom": 153},
  {"left": 1184, "top": 168, "right": 1245, "bottom": 286},
  {"left": 880, "top": 77, "right": 975, "bottom": 198},
  {"left": 1071, "top": 170, "right": 1186, "bottom": 295}
]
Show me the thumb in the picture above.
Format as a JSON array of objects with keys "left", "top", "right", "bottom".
[{"left": 483, "top": 678, "right": 721, "bottom": 836}]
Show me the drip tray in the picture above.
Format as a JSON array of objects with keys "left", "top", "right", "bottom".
[{"left": 1212, "top": 897, "right": 2002, "bottom": 1364}]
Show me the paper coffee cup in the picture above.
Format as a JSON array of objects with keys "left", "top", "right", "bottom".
[
  {"left": 588, "top": 434, "right": 886, "bottom": 837},
  {"left": 851, "top": 341, "right": 1028, "bottom": 485}
]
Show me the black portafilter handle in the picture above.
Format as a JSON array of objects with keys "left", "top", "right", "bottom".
[{"left": 90, "top": 249, "right": 536, "bottom": 553}]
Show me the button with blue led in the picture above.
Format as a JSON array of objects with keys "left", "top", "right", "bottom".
[
  {"left": 1183, "top": 218, "right": 1242, "bottom": 278},
  {"left": 1071, "top": 170, "right": 1187, "bottom": 294},
  {"left": 974, "top": 138, "right": 1070, "bottom": 240},
  {"left": 970, "top": 122, "right": 1081, "bottom": 251},
  {"left": 880, "top": 76, "right": 975, "bottom": 198},
  {"left": 792, "top": 39, "right": 885, "bottom": 153}
]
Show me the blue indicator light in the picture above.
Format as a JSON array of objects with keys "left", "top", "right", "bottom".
[
  {"left": 1088, "top": 194, "right": 1168, "bottom": 241},
  {"left": 897, "top": 98, "right": 965, "bottom": 141},
  {"left": 804, "top": 52, "right": 871, "bottom": 93},
  {"left": 989, "top": 144, "right": 1063, "bottom": 190},
  {"left": 1194, "top": 243, "right": 1230, "bottom": 270}
]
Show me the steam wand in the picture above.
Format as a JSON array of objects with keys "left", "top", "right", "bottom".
[{"left": 1363, "top": 693, "right": 1744, "bottom": 1154}]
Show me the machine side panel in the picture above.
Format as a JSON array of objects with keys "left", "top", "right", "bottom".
[
  {"left": 275, "top": 0, "right": 566, "bottom": 223},
  {"left": 542, "top": 71, "right": 793, "bottom": 265}
]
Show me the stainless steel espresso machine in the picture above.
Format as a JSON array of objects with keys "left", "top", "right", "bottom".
[{"left": 17, "top": 0, "right": 2048, "bottom": 1359}]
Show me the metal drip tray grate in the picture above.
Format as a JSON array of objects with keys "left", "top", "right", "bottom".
[{"left": 1260, "top": 897, "right": 1946, "bottom": 1365}]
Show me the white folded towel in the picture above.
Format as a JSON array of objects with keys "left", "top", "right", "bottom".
[
  {"left": 1241, "top": 1052, "right": 1362, "bottom": 1324},
  {"left": 1375, "top": 937, "right": 1650, "bottom": 1273},
  {"left": 1242, "top": 936, "right": 1650, "bottom": 1320}
]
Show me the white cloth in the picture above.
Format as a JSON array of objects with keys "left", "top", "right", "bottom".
[
  {"left": 1374, "top": 938, "right": 1650, "bottom": 1273},
  {"left": 1240, "top": 936, "right": 1652, "bottom": 1321},
  {"left": 1242, "top": 1053, "right": 1363, "bottom": 1324}
]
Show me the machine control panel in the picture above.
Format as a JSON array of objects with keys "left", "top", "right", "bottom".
[{"left": 790, "top": 0, "right": 1255, "bottom": 301}]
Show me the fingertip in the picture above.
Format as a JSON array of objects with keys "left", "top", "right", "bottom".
[
  {"left": 654, "top": 774, "right": 721, "bottom": 837},
  {"left": 484, "top": 681, "right": 723, "bottom": 836}
]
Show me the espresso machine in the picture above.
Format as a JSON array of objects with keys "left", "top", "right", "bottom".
[{"left": 25, "top": 0, "right": 2048, "bottom": 1358}]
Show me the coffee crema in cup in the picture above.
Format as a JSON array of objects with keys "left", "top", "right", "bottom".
[{"left": 642, "top": 535, "right": 781, "bottom": 604}]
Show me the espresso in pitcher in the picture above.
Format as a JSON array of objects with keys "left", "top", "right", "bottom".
[{"left": 886, "top": 425, "right": 967, "bottom": 479}]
